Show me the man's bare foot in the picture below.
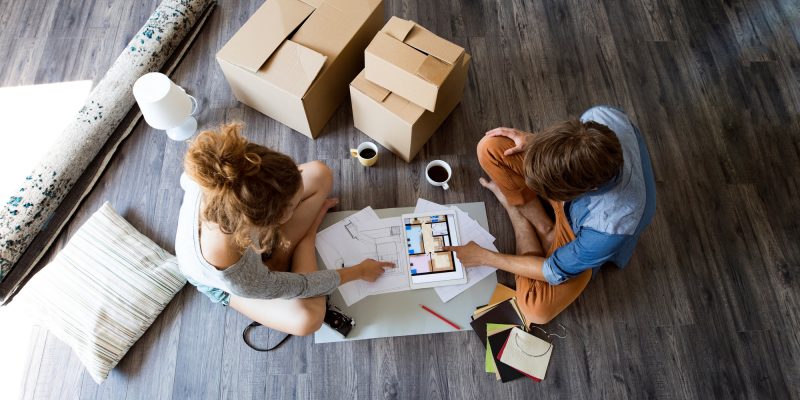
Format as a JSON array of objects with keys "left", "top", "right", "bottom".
[
  {"left": 479, "top": 177, "right": 554, "bottom": 250},
  {"left": 479, "top": 177, "right": 511, "bottom": 208},
  {"left": 479, "top": 177, "right": 545, "bottom": 255},
  {"left": 480, "top": 177, "right": 527, "bottom": 222},
  {"left": 517, "top": 199, "right": 554, "bottom": 234}
]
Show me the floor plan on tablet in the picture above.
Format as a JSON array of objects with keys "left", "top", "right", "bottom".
[{"left": 404, "top": 215, "right": 456, "bottom": 275}]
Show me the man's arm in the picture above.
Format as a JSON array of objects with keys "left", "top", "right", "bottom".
[
  {"left": 447, "top": 228, "right": 628, "bottom": 285},
  {"left": 444, "top": 242, "right": 548, "bottom": 281}
]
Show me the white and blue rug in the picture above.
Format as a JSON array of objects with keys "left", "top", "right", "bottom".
[{"left": 0, "top": 0, "right": 214, "bottom": 290}]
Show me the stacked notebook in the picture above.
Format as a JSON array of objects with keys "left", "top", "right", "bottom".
[{"left": 470, "top": 284, "right": 554, "bottom": 382}]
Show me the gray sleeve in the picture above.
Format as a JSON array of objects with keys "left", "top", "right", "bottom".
[{"left": 226, "top": 253, "right": 341, "bottom": 299}]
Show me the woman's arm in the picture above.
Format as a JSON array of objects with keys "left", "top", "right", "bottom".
[
  {"left": 292, "top": 198, "right": 393, "bottom": 284},
  {"left": 292, "top": 230, "right": 391, "bottom": 284}
]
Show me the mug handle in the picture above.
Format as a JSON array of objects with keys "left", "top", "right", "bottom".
[
  {"left": 188, "top": 95, "right": 199, "bottom": 116},
  {"left": 350, "top": 149, "right": 359, "bottom": 158},
  {"left": 442, "top": 182, "right": 449, "bottom": 190}
]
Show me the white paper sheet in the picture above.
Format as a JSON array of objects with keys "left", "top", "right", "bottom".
[
  {"left": 414, "top": 199, "right": 498, "bottom": 302},
  {"left": 316, "top": 207, "right": 381, "bottom": 305},
  {"left": 352, "top": 216, "right": 411, "bottom": 296}
]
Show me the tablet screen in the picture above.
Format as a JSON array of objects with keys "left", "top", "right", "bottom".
[{"left": 403, "top": 213, "right": 465, "bottom": 284}]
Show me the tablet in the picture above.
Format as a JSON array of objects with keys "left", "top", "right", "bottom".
[{"left": 401, "top": 211, "right": 468, "bottom": 289}]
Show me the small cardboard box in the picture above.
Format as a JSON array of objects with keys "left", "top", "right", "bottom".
[
  {"left": 364, "top": 17, "right": 467, "bottom": 112},
  {"left": 350, "top": 53, "right": 470, "bottom": 162},
  {"left": 216, "top": 0, "right": 383, "bottom": 138}
]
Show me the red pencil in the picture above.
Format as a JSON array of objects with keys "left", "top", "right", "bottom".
[{"left": 419, "top": 304, "right": 461, "bottom": 330}]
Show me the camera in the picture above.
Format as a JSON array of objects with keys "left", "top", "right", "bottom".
[{"left": 323, "top": 304, "right": 355, "bottom": 338}]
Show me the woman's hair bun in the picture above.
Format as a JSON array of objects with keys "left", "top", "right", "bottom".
[
  {"left": 183, "top": 122, "right": 303, "bottom": 254},
  {"left": 185, "top": 123, "right": 260, "bottom": 190}
]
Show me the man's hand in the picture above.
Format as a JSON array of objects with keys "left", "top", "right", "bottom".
[
  {"left": 485, "top": 127, "right": 534, "bottom": 156},
  {"left": 444, "top": 241, "right": 492, "bottom": 267}
]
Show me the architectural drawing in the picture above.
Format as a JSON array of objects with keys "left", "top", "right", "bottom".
[{"left": 316, "top": 208, "right": 411, "bottom": 305}]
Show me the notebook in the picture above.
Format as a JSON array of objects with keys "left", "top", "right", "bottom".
[
  {"left": 473, "top": 283, "right": 516, "bottom": 317},
  {"left": 498, "top": 327, "right": 552, "bottom": 381},
  {"left": 469, "top": 298, "right": 525, "bottom": 347},
  {"left": 485, "top": 323, "right": 518, "bottom": 375},
  {"left": 487, "top": 327, "right": 524, "bottom": 382}
]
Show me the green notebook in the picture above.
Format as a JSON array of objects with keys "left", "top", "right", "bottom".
[{"left": 485, "top": 323, "right": 518, "bottom": 373}]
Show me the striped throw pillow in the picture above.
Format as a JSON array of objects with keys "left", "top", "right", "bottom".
[{"left": 14, "top": 202, "right": 186, "bottom": 384}]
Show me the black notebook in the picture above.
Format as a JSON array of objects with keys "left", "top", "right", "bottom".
[
  {"left": 487, "top": 327, "right": 524, "bottom": 382},
  {"left": 469, "top": 299, "right": 525, "bottom": 348}
]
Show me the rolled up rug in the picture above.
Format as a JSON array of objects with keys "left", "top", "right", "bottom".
[{"left": 0, "top": 0, "right": 215, "bottom": 300}]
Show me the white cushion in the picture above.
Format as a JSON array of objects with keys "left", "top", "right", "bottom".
[{"left": 14, "top": 202, "right": 185, "bottom": 384}]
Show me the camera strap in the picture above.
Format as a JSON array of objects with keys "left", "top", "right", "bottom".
[{"left": 242, "top": 321, "right": 292, "bottom": 352}]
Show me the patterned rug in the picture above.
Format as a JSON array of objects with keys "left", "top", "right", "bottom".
[{"left": 0, "top": 0, "right": 214, "bottom": 294}]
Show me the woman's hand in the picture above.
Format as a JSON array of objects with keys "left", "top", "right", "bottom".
[
  {"left": 485, "top": 127, "right": 534, "bottom": 156},
  {"left": 354, "top": 258, "right": 394, "bottom": 282},
  {"left": 336, "top": 258, "right": 394, "bottom": 285}
]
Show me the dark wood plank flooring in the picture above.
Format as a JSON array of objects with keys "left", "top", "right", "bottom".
[{"left": 3, "top": 0, "right": 798, "bottom": 398}]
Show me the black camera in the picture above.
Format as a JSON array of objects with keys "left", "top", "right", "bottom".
[{"left": 323, "top": 304, "right": 355, "bottom": 338}]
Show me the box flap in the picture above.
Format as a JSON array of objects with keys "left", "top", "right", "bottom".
[
  {"left": 382, "top": 16, "right": 415, "bottom": 41},
  {"left": 384, "top": 94, "right": 426, "bottom": 124},
  {"left": 404, "top": 24, "right": 464, "bottom": 65},
  {"left": 351, "top": 71, "right": 390, "bottom": 102},
  {"left": 416, "top": 55, "right": 451, "bottom": 84},
  {"left": 299, "top": 0, "right": 324, "bottom": 7},
  {"left": 216, "top": 0, "right": 315, "bottom": 72},
  {"left": 367, "top": 32, "right": 423, "bottom": 72},
  {"left": 257, "top": 40, "right": 327, "bottom": 98},
  {"left": 292, "top": 0, "right": 381, "bottom": 66}
]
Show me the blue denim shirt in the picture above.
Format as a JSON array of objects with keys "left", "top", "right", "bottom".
[{"left": 541, "top": 106, "right": 657, "bottom": 285}]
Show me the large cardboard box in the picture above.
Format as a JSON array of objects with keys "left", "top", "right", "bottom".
[
  {"left": 216, "top": 0, "right": 384, "bottom": 138},
  {"left": 364, "top": 17, "right": 466, "bottom": 112},
  {"left": 350, "top": 53, "right": 470, "bottom": 162}
]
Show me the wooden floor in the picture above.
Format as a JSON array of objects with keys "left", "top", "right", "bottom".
[{"left": 4, "top": 0, "right": 799, "bottom": 398}]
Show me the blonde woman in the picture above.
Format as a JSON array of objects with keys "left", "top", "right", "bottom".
[{"left": 176, "top": 123, "right": 392, "bottom": 336}]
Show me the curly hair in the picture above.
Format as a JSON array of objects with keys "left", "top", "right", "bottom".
[
  {"left": 523, "top": 119, "right": 623, "bottom": 201},
  {"left": 183, "top": 123, "right": 302, "bottom": 254}
]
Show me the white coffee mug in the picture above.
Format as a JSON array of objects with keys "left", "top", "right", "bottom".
[
  {"left": 425, "top": 160, "right": 452, "bottom": 190},
  {"left": 350, "top": 142, "right": 379, "bottom": 167}
]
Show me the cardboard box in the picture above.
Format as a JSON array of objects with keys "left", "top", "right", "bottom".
[
  {"left": 350, "top": 53, "right": 470, "bottom": 162},
  {"left": 364, "top": 17, "right": 466, "bottom": 112},
  {"left": 216, "top": 0, "right": 384, "bottom": 138}
]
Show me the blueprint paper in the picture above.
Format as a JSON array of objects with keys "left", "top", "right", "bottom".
[
  {"left": 316, "top": 207, "right": 412, "bottom": 306},
  {"left": 414, "top": 199, "right": 499, "bottom": 302},
  {"left": 352, "top": 217, "right": 412, "bottom": 295},
  {"left": 316, "top": 207, "right": 382, "bottom": 305}
]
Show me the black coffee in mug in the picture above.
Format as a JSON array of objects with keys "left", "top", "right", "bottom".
[
  {"left": 359, "top": 148, "right": 376, "bottom": 159},
  {"left": 427, "top": 165, "right": 449, "bottom": 182}
]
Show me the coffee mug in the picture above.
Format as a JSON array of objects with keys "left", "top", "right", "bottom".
[
  {"left": 350, "top": 142, "right": 379, "bottom": 167},
  {"left": 425, "top": 160, "right": 452, "bottom": 190}
]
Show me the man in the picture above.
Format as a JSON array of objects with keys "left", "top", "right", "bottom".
[{"left": 447, "top": 106, "right": 656, "bottom": 324}]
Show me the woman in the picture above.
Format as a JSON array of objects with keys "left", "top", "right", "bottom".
[{"left": 175, "top": 123, "right": 392, "bottom": 336}]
